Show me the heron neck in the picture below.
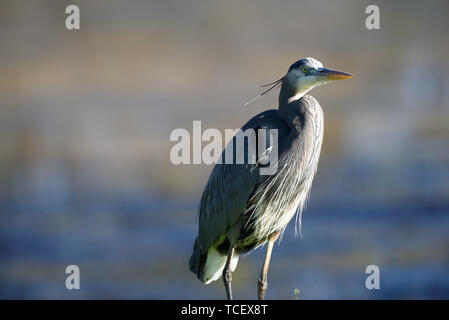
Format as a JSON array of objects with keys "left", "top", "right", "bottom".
[{"left": 278, "top": 82, "right": 304, "bottom": 129}]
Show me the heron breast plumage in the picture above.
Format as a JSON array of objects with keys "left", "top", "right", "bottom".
[{"left": 238, "top": 95, "right": 324, "bottom": 248}]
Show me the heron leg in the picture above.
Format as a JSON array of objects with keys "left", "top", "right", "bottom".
[
  {"left": 258, "top": 232, "right": 279, "bottom": 300},
  {"left": 223, "top": 247, "right": 235, "bottom": 300}
]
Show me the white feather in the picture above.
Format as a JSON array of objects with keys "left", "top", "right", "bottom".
[
  {"left": 203, "top": 246, "right": 227, "bottom": 284},
  {"left": 203, "top": 247, "right": 240, "bottom": 284}
]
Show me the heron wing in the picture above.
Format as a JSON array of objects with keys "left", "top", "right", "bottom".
[{"left": 197, "top": 109, "right": 290, "bottom": 253}]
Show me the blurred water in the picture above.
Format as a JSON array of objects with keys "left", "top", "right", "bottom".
[{"left": 1, "top": 154, "right": 448, "bottom": 299}]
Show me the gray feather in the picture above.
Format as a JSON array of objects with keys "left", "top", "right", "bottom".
[{"left": 194, "top": 95, "right": 323, "bottom": 256}]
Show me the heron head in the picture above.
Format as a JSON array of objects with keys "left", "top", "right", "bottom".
[{"left": 284, "top": 57, "right": 352, "bottom": 100}]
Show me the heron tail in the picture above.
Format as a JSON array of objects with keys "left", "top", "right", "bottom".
[{"left": 188, "top": 237, "right": 203, "bottom": 276}]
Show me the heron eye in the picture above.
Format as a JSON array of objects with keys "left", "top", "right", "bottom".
[{"left": 302, "top": 67, "right": 307, "bottom": 73}]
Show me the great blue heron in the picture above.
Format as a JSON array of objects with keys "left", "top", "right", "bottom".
[{"left": 189, "top": 57, "right": 352, "bottom": 300}]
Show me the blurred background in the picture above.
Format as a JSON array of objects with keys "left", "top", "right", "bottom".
[{"left": 1, "top": 0, "right": 449, "bottom": 299}]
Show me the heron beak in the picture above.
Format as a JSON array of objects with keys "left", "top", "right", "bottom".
[{"left": 318, "top": 68, "right": 352, "bottom": 81}]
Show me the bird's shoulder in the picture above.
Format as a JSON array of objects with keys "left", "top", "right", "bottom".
[{"left": 241, "top": 109, "right": 290, "bottom": 135}]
